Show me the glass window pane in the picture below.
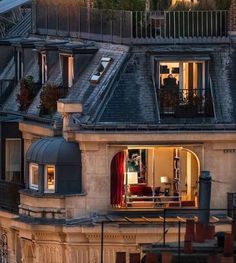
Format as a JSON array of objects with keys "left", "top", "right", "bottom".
[
  {"left": 5, "top": 139, "right": 21, "bottom": 183},
  {"left": 160, "top": 62, "right": 179, "bottom": 88},
  {"left": 45, "top": 166, "right": 55, "bottom": 192},
  {"left": 30, "top": 163, "right": 39, "bottom": 190}
]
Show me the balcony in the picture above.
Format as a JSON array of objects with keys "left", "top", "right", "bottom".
[
  {"left": 158, "top": 88, "right": 214, "bottom": 118},
  {"left": 33, "top": 3, "right": 229, "bottom": 44},
  {"left": 0, "top": 181, "right": 24, "bottom": 214}
]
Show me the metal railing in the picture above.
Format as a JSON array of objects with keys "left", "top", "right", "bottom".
[
  {"left": 0, "top": 79, "right": 15, "bottom": 106},
  {"left": 100, "top": 208, "right": 236, "bottom": 263},
  {"left": 33, "top": 3, "right": 229, "bottom": 44},
  {"left": 0, "top": 181, "right": 24, "bottom": 214},
  {"left": 158, "top": 88, "right": 214, "bottom": 117}
]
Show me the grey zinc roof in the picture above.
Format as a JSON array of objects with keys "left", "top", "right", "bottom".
[
  {"left": 26, "top": 137, "right": 81, "bottom": 165},
  {"left": 97, "top": 53, "right": 159, "bottom": 124},
  {"left": 67, "top": 42, "right": 130, "bottom": 121},
  {"left": 79, "top": 44, "right": 236, "bottom": 128},
  {"left": 0, "top": 0, "right": 30, "bottom": 15},
  {"left": 7, "top": 12, "right": 31, "bottom": 37}
]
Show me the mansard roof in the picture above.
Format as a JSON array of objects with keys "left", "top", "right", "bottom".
[
  {"left": 1, "top": 33, "right": 236, "bottom": 132},
  {"left": 72, "top": 44, "right": 236, "bottom": 130}
]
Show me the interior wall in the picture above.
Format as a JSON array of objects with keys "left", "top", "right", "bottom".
[
  {"left": 191, "top": 154, "right": 198, "bottom": 200},
  {"left": 154, "top": 147, "right": 174, "bottom": 187},
  {"left": 147, "top": 148, "right": 154, "bottom": 186},
  {"left": 180, "top": 150, "right": 187, "bottom": 197}
]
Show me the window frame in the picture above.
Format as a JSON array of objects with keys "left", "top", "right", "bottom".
[
  {"left": 41, "top": 52, "right": 48, "bottom": 84},
  {"left": 29, "top": 163, "right": 39, "bottom": 190},
  {"left": 44, "top": 165, "right": 56, "bottom": 193},
  {"left": 158, "top": 60, "right": 206, "bottom": 91},
  {"left": 5, "top": 138, "right": 22, "bottom": 183}
]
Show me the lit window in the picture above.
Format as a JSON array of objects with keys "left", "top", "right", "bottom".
[
  {"left": 29, "top": 163, "right": 39, "bottom": 190},
  {"left": 44, "top": 165, "right": 55, "bottom": 193},
  {"left": 159, "top": 61, "right": 205, "bottom": 91},
  {"left": 41, "top": 52, "right": 47, "bottom": 84},
  {"left": 159, "top": 61, "right": 207, "bottom": 115}
]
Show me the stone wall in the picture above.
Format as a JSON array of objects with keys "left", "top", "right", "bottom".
[{"left": 229, "top": 0, "right": 236, "bottom": 33}]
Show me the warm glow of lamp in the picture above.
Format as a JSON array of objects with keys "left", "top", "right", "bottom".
[
  {"left": 127, "top": 172, "right": 138, "bottom": 185},
  {"left": 161, "top": 176, "right": 169, "bottom": 184}
]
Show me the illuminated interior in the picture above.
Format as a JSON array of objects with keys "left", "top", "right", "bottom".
[
  {"left": 171, "top": 0, "right": 199, "bottom": 5},
  {"left": 68, "top": 56, "right": 74, "bottom": 88},
  {"left": 160, "top": 61, "right": 205, "bottom": 91},
  {"left": 159, "top": 61, "right": 206, "bottom": 114},
  {"left": 111, "top": 147, "right": 199, "bottom": 208},
  {"left": 45, "top": 165, "right": 55, "bottom": 193}
]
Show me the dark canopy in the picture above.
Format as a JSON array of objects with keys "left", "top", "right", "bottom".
[{"left": 26, "top": 137, "right": 81, "bottom": 165}]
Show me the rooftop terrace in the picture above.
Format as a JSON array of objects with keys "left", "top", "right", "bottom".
[{"left": 33, "top": 3, "right": 229, "bottom": 44}]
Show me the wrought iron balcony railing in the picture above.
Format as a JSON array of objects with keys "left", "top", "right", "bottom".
[{"left": 158, "top": 88, "right": 214, "bottom": 117}]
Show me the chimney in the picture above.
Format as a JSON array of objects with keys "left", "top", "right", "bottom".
[{"left": 229, "top": 0, "right": 236, "bottom": 35}]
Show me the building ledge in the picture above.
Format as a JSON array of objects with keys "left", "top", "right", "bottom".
[{"left": 57, "top": 100, "right": 83, "bottom": 114}]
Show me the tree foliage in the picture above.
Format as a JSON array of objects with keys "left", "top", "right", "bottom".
[
  {"left": 40, "top": 83, "right": 60, "bottom": 116},
  {"left": 94, "top": 0, "right": 145, "bottom": 10},
  {"left": 215, "top": 0, "right": 231, "bottom": 10},
  {"left": 16, "top": 76, "right": 37, "bottom": 112}
]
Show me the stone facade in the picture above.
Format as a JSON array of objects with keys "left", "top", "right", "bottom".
[{"left": 229, "top": 0, "right": 236, "bottom": 34}]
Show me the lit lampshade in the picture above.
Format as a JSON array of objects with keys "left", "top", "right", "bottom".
[
  {"left": 127, "top": 172, "right": 138, "bottom": 184},
  {"left": 161, "top": 176, "right": 169, "bottom": 184}
]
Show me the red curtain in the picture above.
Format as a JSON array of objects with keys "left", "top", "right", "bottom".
[{"left": 111, "top": 151, "right": 125, "bottom": 206}]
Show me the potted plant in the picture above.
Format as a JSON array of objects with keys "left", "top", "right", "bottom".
[
  {"left": 16, "top": 76, "right": 38, "bottom": 111},
  {"left": 39, "top": 83, "right": 61, "bottom": 117}
]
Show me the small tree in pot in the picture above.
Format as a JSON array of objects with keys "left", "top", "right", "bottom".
[
  {"left": 39, "top": 83, "right": 60, "bottom": 116},
  {"left": 16, "top": 76, "right": 37, "bottom": 112}
]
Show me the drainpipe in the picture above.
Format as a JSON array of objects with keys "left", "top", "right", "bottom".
[{"left": 198, "top": 171, "right": 212, "bottom": 225}]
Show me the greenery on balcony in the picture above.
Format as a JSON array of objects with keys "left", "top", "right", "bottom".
[
  {"left": 159, "top": 88, "right": 214, "bottom": 118},
  {"left": 94, "top": 0, "right": 146, "bottom": 10},
  {"left": 39, "top": 83, "right": 67, "bottom": 117},
  {"left": 94, "top": 0, "right": 231, "bottom": 11},
  {"left": 171, "top": 0, "right": 231, "bottom": 11},
  {"left": 16, "top": 76, "right": 39, "bottom": 112}
]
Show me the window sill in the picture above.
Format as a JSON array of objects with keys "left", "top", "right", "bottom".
[{"left": 19, "top": 189, "right": 86, "bottom": 198}]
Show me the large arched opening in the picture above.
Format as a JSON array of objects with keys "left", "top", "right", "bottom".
[{"left": 110, "top": 146, "right": 200, "bottom": 209}]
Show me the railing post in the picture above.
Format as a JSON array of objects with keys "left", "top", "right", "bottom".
[
  {"left": 100, "top": 221, "right": 104, "bottom": 263},
  {"left": 178, "top": 220, "right": 181, "bottom": 263},
  {"left": 163, "top": 208, "right": 166, "bottom": 247}
]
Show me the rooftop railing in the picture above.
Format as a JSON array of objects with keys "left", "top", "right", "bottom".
[{"left": 33, "top": 3, "right": 229, "bottom": 44}]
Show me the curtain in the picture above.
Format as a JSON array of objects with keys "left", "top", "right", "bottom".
[
  {"left": 111, "top": 151, "right": 125, "bottom": 206},
  {"left": 5, "top": 139, "right": 21, "bottom": 183}
]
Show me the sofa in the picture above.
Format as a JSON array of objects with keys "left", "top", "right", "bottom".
[{"left": 129, "top": 185, "right": 161, "bottom": 197}]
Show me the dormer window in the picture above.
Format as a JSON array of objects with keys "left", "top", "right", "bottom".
[
  {"left": 26, "top": 137, "right": 82, "bottom": 195},
  {"left": 90, "top": 57, "right": 112, "bottom": 84},
  {"left": 44, "top": 165, "right": 55, "bottom": 193},
  {"left": 156, "top": 58, "right": 213, "bottom": 117},
  {"left": 29, "top": 163, "right": 39, "bottom": 190},
  {"left": 41, "top": 52, "right": 47, "bottom": 84},
  {"left": 61, "top": 55, "right": 74, "bottom": 88}
]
